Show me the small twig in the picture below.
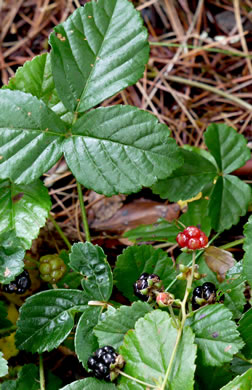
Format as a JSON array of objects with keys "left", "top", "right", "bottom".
[
  {"left": 48, "top": 214, "right": 72, "bottom": 250},
  {"left": 76, "top": 182, "right": 91, "bottom": 242}
]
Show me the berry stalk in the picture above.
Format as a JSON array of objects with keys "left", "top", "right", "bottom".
[
  {"left": 39, "top": 354, "right": 45, "bottom": 390},
  {"left": 76, "top": 181, "right": 91, "bottom": 242},
  {"left": 48, "top": 213, "right": 72, "bottom": 250}
]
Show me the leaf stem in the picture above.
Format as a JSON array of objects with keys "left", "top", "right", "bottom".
[
  {"left": 118, "top": 370, "right": 157, "bottom": 389},
  {"left": 39, "top": 354, "right": 46, "bottom": 390},
  {"left": 76, "top": 182, "right": 91, "bottom": 242},
  {"left": 168, "top": 306, "right": 179, "bottom": 329},
  {"left": 48, "top": 214, "right": 72, "bottom": 250},
  {"left": 219, "top": 238, "right": 244, "bottom": 250}
]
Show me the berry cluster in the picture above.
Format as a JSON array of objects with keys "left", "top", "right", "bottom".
[
  {"left": 192, "top": 282, "right": 224, "bottom": 310},
  {"left": 133, "top": 272, "right": 162, "bottom": 302},
  {"left": 176, "top": 226, "right": 208, "bottom": 250},
  {"left": 87, "top": 346, "right": 124, "bottom": 382},
  {"left": 39, "top": 254, "right": 67, "bottom": 283},
  {"left": 3, "top": 270, "right": 31, "bottom": 294}
]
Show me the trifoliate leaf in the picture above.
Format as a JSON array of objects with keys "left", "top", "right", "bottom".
[
  {"left": 49, "top": 0, "right": 149, "bottom": 113},
  {"left": 16, "top": 289, "right": 88, "bottom": 353},
  {"left": 187, "top": 304, "right": 244, "bottom": 366},
  {"left": 94, "top": 302, "right": 152, "bottom": 349},
  {"left": 69, "top": 242, "right": 113, "bottom": 301},
  {"left": 119, "top": 310, "right": 196, "bottom": 390}
]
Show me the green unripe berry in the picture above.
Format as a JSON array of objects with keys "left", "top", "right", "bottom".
[{"left": 39, "top": 254, "right": 67, "bottom": 283}]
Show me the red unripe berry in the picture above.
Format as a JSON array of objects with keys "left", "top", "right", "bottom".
[
  {"left": 184, "top": 226, "right": 201, "bottom": 238},
  {"left": 199, "top": 232, "right": 208, "bottom": 247},
  {"left": 176, "top": 233, "right": 188, "bottom": 247},
  {"left": 156, "top": 292, "right": 174, "bottom": 307},
  {"left": 187, "top": 238, "right": 200, "bottom": 250}
]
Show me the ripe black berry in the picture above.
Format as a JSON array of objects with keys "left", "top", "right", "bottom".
[
  {"left": 87, "top": 346, "right": 123, "bottom": 382},
  {"left": 202, "top": 282, "right": 216, "bottom": 302},
  {"left": 3, "top": 270, "right": 31, "bottom": 295},
  {"left": 133, "top": 273, "right": 162, "bottom": 302}
]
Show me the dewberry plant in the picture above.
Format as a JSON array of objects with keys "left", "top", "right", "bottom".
[{"left": 0, "top": 0, "right": 252, "bottom": 389}]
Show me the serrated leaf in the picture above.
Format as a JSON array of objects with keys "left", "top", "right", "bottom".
[
  {"left": 0, "top": 90, "right": 66, "bottom": 184},
  {"left": 152, "top": 148, "right": 217, "bottom": 201},
  {"left": 0, "top": 352, "right": 8, "bottom": 378},
  {"left": 179, "top": 197, "right": 212, "bottom": 236},
  {"left": 187, "top": 304, "right": 244, "bottom": 366},
  {"left": 123, "top": 219, "right": 181, "bottom": 243},
  {"left": 243, "top": 215, "right": 252, "bottom": 287},
  {"left": 64, "top": 105, "right": 182, "bottom": 196},
  {"left": 0, "top": 179, "right": 51, "bottom": 249},
  {"left": 59, "top": 378, "right": 116, "bottom": 390},
  {"left": 119, "top": 310, "right": 196, "bottom": 390},
  {"left": 56, "top": 250, "right": 82, "bottom": 289},
  {"left": 224, "top": 262, "right": 246, "bottom": 291},
  {"left": 208, "top": 175, "right": 251, "bottom": 232},
  {"left": 204, "top": 124, "right": 251, "bottom": 174},
  {"left": 94, "top": 302, "right": 152, "bottom": 349},
  {"left": 75, "top": 306, "right": 102, "bottom": 370},
  {"left": 15, "top": 289, "right": 88, "bottom": 353},
  {"left": 3, "top": 54, "right": 59, "bottom": 107},
  {"left": 238, "top": 308, "right": 252, "bottom": 359},
  {"left": 15, "top": 364, "right": 39, "bottom": 390},
  {"left": 49, "top": 0, "right": 149, "bottom": 113},
  {"left": 219, "top": 368, "right": 252, "bottom": 390},
  {"left": 204, "top": 246, "right": 235, "bottom": 282},
  {"left": 0, "top": 231, "right": 25, "bottom": 284},
  {"left": 69, "top": 242, "right": 113, "bottom": 301},
  {"left": 114, "top": 245, "right": 176, "bottom": 302}
]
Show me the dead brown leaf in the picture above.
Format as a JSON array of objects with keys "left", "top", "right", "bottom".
[{"left": 203, "top": 246, "right": 235, "bottom": 282}]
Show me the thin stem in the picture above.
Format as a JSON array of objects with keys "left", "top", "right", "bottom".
[
  {"left": 164, "top": 75, "right": 252, "bottom": 112},
  {"left": 0, "top": 325, "right": 17, "bottom": 336},
  {"left": 168, "top": 305, "right": 179, "bottom": 329},
  {"left": 48, "top": 214, "right": 71, "bottom": 250},
  {"left": 118, "top": 370, "right": 157, "bottom": 389},
  {"left": 219, "top": 238, "right": 244, "bottom": 250},
  {"left": 76, "top": 182, "right": 91, "bottom": 242},
  {"left": 39, "top": 354, "right": 46, "bottom": 390}
]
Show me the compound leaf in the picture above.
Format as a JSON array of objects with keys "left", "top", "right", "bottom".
[
  {"left": 204, "top": 124, "right": 251, "bottom": 174},
  {"left": 0, "top": 179, "right": 51, "bottom": 249},
  {"left": 119, "top": 310, "right": 196, "bottom": 390},
  {"left": 152, "top": 149, "right": 217, "bottom": 201},
  {"left": 4, "top": 53, "right": 59, "bottom": 107},
  {"left": 208, "top": 175, "right": 251, "bottom": 232},
  {"left": 243, "top": 215, "right": 252, "bottom": 288},
  {"left": 49, "top": 0, "right": 149, "bottom": 113},
  {"left": 69, "top": 242, "right": 113, "bottom": 301},
  {"left": 94, "top": 302, "right": 152, "bottom": 349},
  {"left": 238, "top": 308, "right": 252, "bottom": 359},
  {"left": 59, "top": 378, "right": 116, "bottom": 390},
  {"left": 0, "top": 231, "right": 25, "bottom": 284},
  {"left": 64, "top": 105, "right": 182, "bottom": 196},
  {"left": 16, "top": 289, "right": 88, "bottom": 353},
  {"left": 75, "top": 306, "right": 102, "bottom": 370},
  {"left": 0, "top": 352, "right": 8, "bottom": 378},
  {"left": 114, "top": 245, "right": 176, "bottom": 302},
  {"left": 219, "top": 368, "right": 252, "bottom": 390},
  {"left": 187, "top": 304, "right": 244, "bottom": 366},
  {"left": 0, "top": 90, "right": 66, "bottom": 184}
]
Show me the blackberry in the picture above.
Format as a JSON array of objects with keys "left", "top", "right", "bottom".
[
  {"left": 133, "top": 272, "right": 161, "bottom": 301},
  {"left": 202, "top": 282, "right": 216, "bottom": 302},
  {"left": 3, "top": 270, "right": 31, "bottom": 295},
  {"left": 87, "top": 346, "right": 124, "bottom": 382},
  {"left": 192, "top": 286, "right": 204, "bottom": 310}
]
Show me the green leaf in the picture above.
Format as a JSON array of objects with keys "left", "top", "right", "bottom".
[
  {"left": 15, "top": 364, "right": 39, "bottom": 390},
  {"left": 15, "top": 289, "right": 88, "bottom": 353},
  {"left": 231, "top": 357, "right": 252, "bottom": 375},
  {"left": 69, "top": 242, "right": 113, "bottom": 301},
  {"left": 179, "top": 197, "right": 211, "bottom": 236},
  {"left": 0, "top": 179, "right": 51, "bottom": 249},
  {"left": 219, "top": 368, "right": 252, "bottom": 390},
  {"left": 204, "top": 124, "right": 251, "bottom": 174},
  {"left": 119, "top": 310, "right": 196, "bottom": 390},
  {"left": 195, "top": 365, "right": 234, "bottom": 390},
  {"left": 0, "top": 380, "right": 16, "bottom": 390},
  {"left": 238, "top": 308, "right": 252, "bottom": 359},
  {"left": 59, "top": 378, "right": 116, "bottom": 390},
  {"left": 0, "top": 90, "right": 66, "bottom": 184},
  {"left": 64, "top": 105, "right": 182, "bottom": 196},
  {"left": 187, "top": 304, "right": 244, "bottom": 366},
  {"left": 123, "top": 219, "right": 181, "bottom": 243},
  {"left": 114, "top": 245, "right": 176, "bottom": 302},
  {"left": 56, "top": 250, "right": 82, "bottom": 289},
  {"left": 94, "top": 302, "right": 152, "bottom": 349},
  {"left": 49, "top": 0, "right": 149, "bottom": 113},
  {"left": 208, "top": 175, "right": 251, "bottom": 232},
  {"left": 152, "top": 149, "right": 217, "bottom": 201},
  {"left": 0, "top": 352, "right": 8, "bottom": 378},
  {"left": 75, "top": 306, "right": 102, "bottom": 370},
  {"left": 3, "top": 54, "right": 59, "bottom": 107},
  {"left": 243, "top": 215, "right": 252, "bottom": 287},
  {"left": 0, "top": 231, "right": 25, "bottom": 284},
  {"left": 0, "top": 301, "right": 12, "bottom": 329}
]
